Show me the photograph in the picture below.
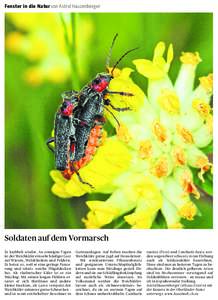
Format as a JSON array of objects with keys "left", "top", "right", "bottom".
[{"left": 5, "top": 12, "right": 213, "bottom": 229}]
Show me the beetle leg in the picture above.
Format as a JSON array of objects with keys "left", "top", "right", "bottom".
[
  {"left": 104, "top": 98, "right": 131, "bottom": 112},
  {"left": 70, "top": 163, "right": 94, "bottom": 189},
  {"left": 105, "top": 89, "right": 134, "bottom": 97},
  {"left": 104, "top": 106, "right": 120, "bottom": 127},
  {"left": 46, "top": 137, "right": 55, "bottom": 153}
]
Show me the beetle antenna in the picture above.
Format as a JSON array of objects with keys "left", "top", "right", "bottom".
[
  {"left": 106, "top": 33, "right": 118, "bottom": 72},
  {"left": 111, "top": 47, "right": 139, "bottom": 76},
  {"left": 104, "top": 106, "right": 120, "bottom": 127}
]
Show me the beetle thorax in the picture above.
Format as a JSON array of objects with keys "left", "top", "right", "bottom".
[{"left": 90, "top": 73, "right": 113, "bottom": 93}]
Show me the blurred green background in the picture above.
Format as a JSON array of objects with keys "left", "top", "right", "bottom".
[{"left": 5, "top": 13, "right": 213, "bottom": 228}]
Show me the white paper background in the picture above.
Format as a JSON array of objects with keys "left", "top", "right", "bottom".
[{"left": 1, "top": 0, "right": 218, "bottom": 299}]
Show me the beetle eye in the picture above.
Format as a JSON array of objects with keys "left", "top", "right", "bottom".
[
  {"left": 61, "top": 102, "right": 68, "bottom": 111},
  {"left": 93, "top": 78, "right": 101, "bottom": 85}
]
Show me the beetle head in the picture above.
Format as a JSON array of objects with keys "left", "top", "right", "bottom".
[
  {"left": 60, "top": 100, "right": 74, "bottom": 117},
  {"left": 90, "top": 73, "right": 113, "bottom": 92}
]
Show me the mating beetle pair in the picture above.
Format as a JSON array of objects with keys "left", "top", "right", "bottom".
[{"left": 47, "top": 34, "right": 137, "bottom": 187}]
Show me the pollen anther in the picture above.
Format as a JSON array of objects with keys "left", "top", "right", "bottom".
[
  {"left": 139, "top": 140, "right": 153, "bottom": 159},
  {"left": 176, "top": 124, "right": 194, "bottom": 144},
  {"left": 199, "top": 73, "right": 213, "bottom": 94},
  {"left": 158, "top": 89, "right": 180, "bottom": 114},
  {"left": 152, "top": 121, "right": 167, "bottom": 142},
  {"left": 192, "top": 99, "right": 211, "bottom": 119}
]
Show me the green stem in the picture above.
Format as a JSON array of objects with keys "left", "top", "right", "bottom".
[
  {"left": 70, "top": 13, "right": 80, "bottom": 90},
  {"left": 60, "top": 13, "right": 80, "bottom": 90}
]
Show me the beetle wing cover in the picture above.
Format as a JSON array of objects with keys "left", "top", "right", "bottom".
[{"left": 54, "top": 113, "right": 73, "bottom": 171}]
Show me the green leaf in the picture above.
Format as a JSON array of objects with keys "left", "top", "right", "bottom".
[{"left": 151, "top": 211, "right": 167, "bottom": 229}]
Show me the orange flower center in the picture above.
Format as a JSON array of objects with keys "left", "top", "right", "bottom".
[
  {"left": 139, "top": 140, "right": 153, "bottom": 159},
  {"left": 151, "top": 156, "right": 168, "bottom": 178},
  {"left": 176, "top": 124, "right": 194, "bottom": 144},
  {"left": 152, "top": 121, "right": 167, "bottom": 142},
  {"left": 173, "top": 146, "right": 186, "bottom": 166}
]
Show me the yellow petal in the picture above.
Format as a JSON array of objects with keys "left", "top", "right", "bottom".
[
  {"left": 82, "top": 212, "right": 101, "bottom": 229},
  {"left": 116, "top": 123, "right": 132, "bottom": 143},
  {"left": 205, "top": 114, "right": 213, "bottom": 135},
  {"left": 50, "top": 170, "right": 68, "bottom": 185},
  {"left": 118, "top": 67, "right": 134, "bottom": 79},
  {"left": 179, "top": 201, "right": 197, "bottom": 221},
  {"left": 84, "top": 201, "right": 120, "bottom": 228},
  {"left": 65, "top": 176, "right": 92, "bottom": 197},
  {"left": 108, "top": 67, "right": 145, "bottom": 111},
  {"left": 167, "top": 44, "right": 174, "bottom": 66},
  {"left": 199, "top": 73, "right": 213, "bottom": 95},
  {"left": 124, "top": 210, "right": 154, "bottom": 229},
  {"left": 50, "top": 171, "right": 73, "bottom": 198},
  {"left": 161, "top": 197, "right": 181, "bottom": 228},
  {"left": 153, "top": 41, "right": 166, "bottom": 60},
  {"left": 51, "top": 183, "right": 73, "bottom": 198},
  {"left": 133, "top": 59, "right": 165, "bottom": 79},
  {"left": 51, "top": 138, "right": 131, "bottom": 198}
]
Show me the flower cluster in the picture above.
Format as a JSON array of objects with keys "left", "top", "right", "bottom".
[{"left": 51, "top": 42, "right": 213, "bottom": 229}]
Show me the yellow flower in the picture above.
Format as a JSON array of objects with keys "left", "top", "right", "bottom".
[
  {"left": 199, "top": 73, "right": 213, "bottom": 95},
  {"left": 180, "top": 52, "right": 202, "bottom": 65},
  {"left": 150, "top": 155, "right": 173, "bottom": 178},
  {"left": 172, "top": 145, "right": 187, "bottom": 166},
  {"left": 133, "top": 42, "right": 173, "bottom": 80},
  {"left": 108, "top": 67, "right": 145, "bottom": 111},
  {"left": 152, "top": 120, "right": 168, "bottom": 143},
  {"left": 51, "top": 138, "right": 131, "bottom": 197},
  {"left": 192, "top": 99, "right": 211, "bottom": 119},
  {"left": 157, "top": 89, "right": 180, "bottom": 115},
  {"left": 116, "top": 123, "right": 132, "bottom": 144},
  {"left": 124, "top": 176, "right": 162, "bottom": 229},
  {"left": 83, "top": 175, "right": 162, "bottom": 229},
  {"left": 173, "top": 167, "right": 200, "bottom": 199},
  {"left": 51, "top": 41, "right": 212, "bottom": 229},
  {"left": 186, "top": 146, "right": 212, "bottom": 182},
  {"left": 176, "top": 124, "right": 194, "bottom": 144},
  {"left": 179, "top": 201, "right": 198, "bottom": 221},
  {"left": 139, "top": 140, "right": 153, "bottom": 160},
  {"left": 83, "top": 201, "right": 120, "bottom": 228}
]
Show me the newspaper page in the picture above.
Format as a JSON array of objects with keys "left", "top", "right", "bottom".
[{"left": 1, "top": 0, "right": 217, "bottom": 299}]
